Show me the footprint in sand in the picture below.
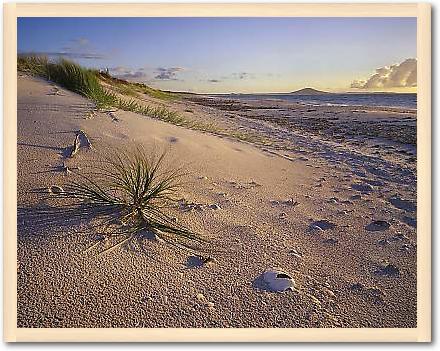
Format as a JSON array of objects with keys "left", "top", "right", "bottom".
[
  {"left": 308, "top": 220, "right": 336, "bottom": 232},
  {"left": 322, "top": 238, "right": 338, "bottom": 244},
  {"left": 401, "top": 215, "right": 416, "bottom": 228},
  {"left": 350, "top": 194, "right": 362, "bottom": 200},
  {"left": 374, "top": 263, "right": 400, "bottom": 277},
  {"left": 48, "top": 185, "right": 64, "bottom": 194},
  {"left": 349, "top": 283, "right": 385, "bottom": 304},
  {"left": 377, "top": 239, "right": 389, "bottom": 246},
  {"left": 185, "top": 255, "right": 215, "bottom": 268},
  {"left": 365, "top": 220, "right": 391, "bottom": 232},
  {"left": 351, "top": 183, "right": 374, "bottom": 193},
  {"left": 389, "top": 196, "right": 416, "bottom": 213}
]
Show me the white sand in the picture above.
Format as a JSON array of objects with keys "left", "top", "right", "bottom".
[{"left": 17, "top": 75, "right": 417, "bottom": 328}]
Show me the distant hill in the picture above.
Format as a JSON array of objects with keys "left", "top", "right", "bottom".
[{"left": 289, "top": 88, "right": 329, "bottom": 95}]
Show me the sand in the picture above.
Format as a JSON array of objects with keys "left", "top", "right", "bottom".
[{"left": 17, "top": 74, "right": 417, "bottom": 328}]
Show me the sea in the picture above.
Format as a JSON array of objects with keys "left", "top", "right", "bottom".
[{"left": 222, "top": 93, "right": 417, "bottom": 110}]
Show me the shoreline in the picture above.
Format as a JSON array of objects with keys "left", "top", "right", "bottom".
[{"left": 193, "top": 93, "right": 417, "bottom": 111}]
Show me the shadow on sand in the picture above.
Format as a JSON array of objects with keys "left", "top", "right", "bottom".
[{"left": 17, "top": 200, "right": 198, "bottom": 262}]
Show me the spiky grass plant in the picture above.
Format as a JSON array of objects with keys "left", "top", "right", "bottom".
[{"left": 59, "top": 147, "right": 207, "bottom": 254}]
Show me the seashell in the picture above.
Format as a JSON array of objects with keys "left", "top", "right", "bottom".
[{"left": 260, "top": 268, "right": 295, "bottom": 292}]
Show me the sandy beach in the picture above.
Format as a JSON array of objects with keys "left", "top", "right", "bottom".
[{"left": 17, "top": 73, "right": 417, "bottom": 328}]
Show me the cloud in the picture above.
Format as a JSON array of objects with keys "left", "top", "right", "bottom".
[
  {"left": 154, "top": 67, "right": 184, "bottom": 80},
  {"left": 20, "top": 37, "right": 105, "bottom": 60},
  {"left": 351, "top": 58, "right": 417, "bottom": 89},
  {"left": 109, "top": 66, "right": 149, "bottom": 81}
]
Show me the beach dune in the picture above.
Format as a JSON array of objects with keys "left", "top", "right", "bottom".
[{"left": 17, "top": 74, "right": 417, "bottom": 328}]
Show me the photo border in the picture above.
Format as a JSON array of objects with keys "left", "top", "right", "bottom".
[{"left": 3, "top": 2, "right": 431, "bottom": 342}]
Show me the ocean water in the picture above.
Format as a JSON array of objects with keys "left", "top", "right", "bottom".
[{"left": 226, "top": 93, "right": 417, "bottom": 110}]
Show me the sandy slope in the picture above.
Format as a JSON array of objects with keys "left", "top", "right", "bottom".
[{"left": 17, "top": 75, "right": 417, "bottom": 328}]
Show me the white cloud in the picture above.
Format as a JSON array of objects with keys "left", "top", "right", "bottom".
[{"left": 351, "top": 58, "right": 417, "bottom": 89}]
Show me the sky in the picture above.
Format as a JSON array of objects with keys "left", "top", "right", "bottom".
[{"left": 18, "top": 17, "right": 417, "bottom": 93}]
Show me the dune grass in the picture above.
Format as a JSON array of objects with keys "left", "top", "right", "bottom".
[
  {"left": 134, "top": 84, "right": 178, "bottom": 101},
  {"left": 18, "top": 55, "right": 263, "bottom": 144},
  {"left": 59, "top": 147, "right": 207, "bottom": 254},
  {"left": 17, "top": 55, "right": 183, "bottom": 117},
  {"left": 116, "top": 98, "right": 187, "bottom": 125},
  {"left": 98, "top": 71, "right": 178, "bottom": 101},
  {"left": 18, "top": 55, "right": 117, "bottom": 108},
  {"left": 18, "top": 55, "right": 49, "bottom": 77},
  {"left": 46, "top": 60, "right": 117, "bottom": 108}
]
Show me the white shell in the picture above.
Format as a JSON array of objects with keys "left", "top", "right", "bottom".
[{"left": 262, "top": 268, "right": 295, "bottom": 292}]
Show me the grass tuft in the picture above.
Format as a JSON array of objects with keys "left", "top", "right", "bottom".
[{"left": 59, "top": 147, "right": 207, "bottom": 254}]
